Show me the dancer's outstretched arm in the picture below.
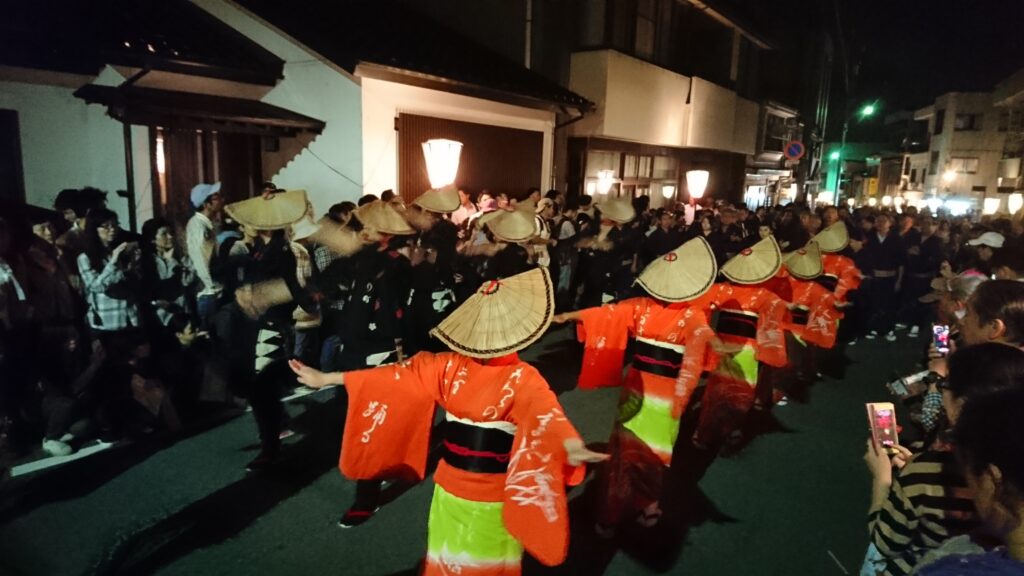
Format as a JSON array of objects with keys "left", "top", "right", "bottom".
[{"left": 289, "top": 359, "right": 344, "bottom": 389}]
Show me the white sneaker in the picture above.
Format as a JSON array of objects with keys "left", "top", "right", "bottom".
[
  {"left": 848, "top": 338, "right": 858, "bottom": 346},
  {"left": 42, "top": 439, "right": 73, "bottom": 457},
  {"left": 908, "top": 326, "right": 920, "bottom": 337},
  {"left": 865, "top": 331, "right": 878, "bottom": 340},
  {"left": 894, "top": 323, "right": 908, "bottom": 331},
  {"left": 885, "top": 331, "right": 897, "bottom": 342}
]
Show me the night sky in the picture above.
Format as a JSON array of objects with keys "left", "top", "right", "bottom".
[{"left": 842, "top": 0, "right": 1024, "bottom": 110}]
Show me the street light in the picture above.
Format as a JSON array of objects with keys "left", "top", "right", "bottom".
[
  {"left": 832, "top": 101, "right": 878, "bottom": 205},
  {"left": 686, "top": 170, "right": 710, "bottom": 200},
  {"left": 422, "top": 139, "right": 463, "bottom": 189}
]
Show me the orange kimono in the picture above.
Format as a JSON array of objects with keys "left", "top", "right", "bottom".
[
  {"left": 342, "top": 351, "right": 584, "bottom": 575},
  {"left": 820, "top": 253, "right": 863, "bottom": 311},
  {"left": 691, "top": 283, "right": 787, "bottom": 446},
  {"left": 764, "top": 270, "right": 840, "bottom": 349},
  {"left": 574, "top": 297, "right": 715, "bottom": 525}
]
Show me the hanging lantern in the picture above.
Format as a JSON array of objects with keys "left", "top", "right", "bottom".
[
  {"left": 422, "top": 139, "right": 463, "bottom": 189},
  {"left": 661, "top": 184, "right": 676, "bottom": 200},
  {"left": 1009, "top": 193, "right": 1023, "bottom": 215},
  {"left": 983, "top": 197, "right": 1002, "bottom": 215},
  {"left": 597, "top": 169, "right": 615, "bottom": 195},
  {"left": 686, "top": 170, "right": 710, "bottom": 199}
]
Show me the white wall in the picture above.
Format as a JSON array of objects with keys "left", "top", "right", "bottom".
[
  {"left": 569, "top": 49, "right": 757, "bottom": 154},
  {"left": 194, "top": 0, "right": 364, "bottom": 214},
  {"left": 0, "top": 66, "right": 141, "bottom": 226},
  {"left": 360, "top": 77, "right": 555, "bottom": 196}
]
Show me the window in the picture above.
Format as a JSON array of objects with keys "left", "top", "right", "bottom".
[
  {"left": 999, "top": 109, "right": 1010, "bottom": 132},
  {"left": 577, "top": 0, "right": 606, "bottom": 48},
  {"left": 972, "top": 185, "right": 987, "bottom": 192},
  {"left": 934, "top": 109, "right": 945, "bottom": 135},
  {"left": 910, "top": 168, "right": 917, "bottom": 183},
  {"left": 0, "top": 110, "right": 24, "bottom": 203},
  {"left": 635, "top": 0, "right": 656, "bottom": 60},
  {"left": 954, "top": 114, "right": 983, "bottom": 131},
  {"left": 929, "top": 151, "right": 940, "bottom": 175},
  {"left": 949, "top": 157, "right": 980, "bottom": 174}
]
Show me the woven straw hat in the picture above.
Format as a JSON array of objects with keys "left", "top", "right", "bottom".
[
  {"left": 812, "top": 222, "right": 849, "bottom": 253},
  {"left": 636, "top": 237, "right": 718, "bottom": 302},
  {"left": 412, "top": 185, "right": 460, "bottom": 214},
  {"left": 356, "top": 200, "right": 416, "bottom": 235},
  {"left": 784, "top": 241, "right": 823, "bottom": 280},
  {"left": 596, "top": 196, "right": 636, "bottom": 224},
  {"left": 478, "top": 200, "right": 537, "bottom": 242},
  {"left": 721, "top": 236, "right": 782, "bottom": 284},
  {"left": 225, "top": 189, "right": 308, "bottom": 231},
  {"left": 430, "top": 267, "right": 554, "bottom": 358}
]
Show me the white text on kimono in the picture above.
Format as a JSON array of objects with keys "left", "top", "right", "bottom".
[
  {"left": 360, "top": 401, "right": 388, "bottom": 443},
  {"left": 482, "top": 368, "right": 521, "bottom": 420},
  {"left": 504, "top": 408, "right": 567, "bottom": 522}
]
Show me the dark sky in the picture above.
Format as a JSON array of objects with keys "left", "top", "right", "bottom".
[{"left": 842, "top": 0, "right": 1024, "bottom": 110}]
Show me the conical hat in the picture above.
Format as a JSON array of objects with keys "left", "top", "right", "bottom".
[
  {"left": 721, "top": 236, "right": 782, "bottom": 284},
  {"left": 356, "top": 200, "right": 415, "bottom": 235},
  {"left": 290, "top": 214, "right": 321, "bottom": 241},
  {"left": 595, "top": 196, "right": 636, "bottom": 224},
  {"left": 479, "top": 200, "right": 537, "bottom": 243},
  {"left": 812, "top": 222, "right": 849, "bottom": 253},
  {"left": 225, "top": 190, "right": 307, "bottom": 231},
  {"left": 636, "top": 237, "right": 717, "bottom": 302},
  {"left": 784, "top": 241, "right": 823, "bottom": 280},
  {"left": 430, "top": 267, "right": 554, "bottom": 358},
  {"left": 412, "top": 185, "right": 460, "bottom": 214}
]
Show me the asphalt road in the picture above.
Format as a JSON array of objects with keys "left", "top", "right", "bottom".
[{"left": 0, "top": 325, "right": 923, "bottom": 576}]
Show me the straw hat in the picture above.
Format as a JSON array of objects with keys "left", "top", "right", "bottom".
[
  {"left": 784, "top": 241, "right": 823, "bottom": 280},
  {"left": 235, "top": 278, "right": 294, "bottom": 319},
  {"left": 596, "top": 196, "right": 636, "bottom": 224},
  {"left": 721, "top": 236, "right": 782, "bottom": 284},
  {"left": 635, "top": 237, "right": 718, "bottom": 302},
  {"left": 225, "top": 189, "right": 308, "bottom": 231},
  {"left": 478, "top": 200, "right": 537, "bottom": 243},
  {"left": 412, "top": 185, "right": 460, "bottom": 214},
  {"left": 430, "top": 267, "right": 554, "bottom": 358},
  {"left": 811, "top": 222, "right": 849, "bottom": 253},
  {"left": 356, "top": 200, "right": 416, "bottom": 235},
  {"left": 290, "top": 213, "right": 321, "bottom": 241}
]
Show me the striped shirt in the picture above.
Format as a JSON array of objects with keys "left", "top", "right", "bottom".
[{"left": 869, "top": 443, "right": 978, "bottom": 576}]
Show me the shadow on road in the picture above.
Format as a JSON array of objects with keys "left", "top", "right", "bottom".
[{"left": 91, "top": 395, "right": 346, "bottom": 576}]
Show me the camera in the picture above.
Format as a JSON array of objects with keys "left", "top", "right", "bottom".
[{"left": 885, "top": 370, "right": 941, "bottom": 397}]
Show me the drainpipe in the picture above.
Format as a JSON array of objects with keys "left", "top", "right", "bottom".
[{"left": 524, "top": 0, "right": 532, "bottom": 69}]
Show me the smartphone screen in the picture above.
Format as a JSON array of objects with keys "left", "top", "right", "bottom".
[
  {"left": 867, "top": 402, "right": 899, "bottom": 452},
  {"left": 932, "top": 324, "right": 951, "bottom": 356}
]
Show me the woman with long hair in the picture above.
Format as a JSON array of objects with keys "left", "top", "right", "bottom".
[{"left": 77, "top": 208, "right": 142, "bottom": 348}]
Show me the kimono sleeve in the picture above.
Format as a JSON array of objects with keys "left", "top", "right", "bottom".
[
  {"left": 754, "top": 291, "right": 788, "bottom": 368},
  {"left": 574, "top": 298, "right": 640, "bottom": 389},
  {"left": 339, "top": 352, "right": 443, "bottom": 482},
  {"left": 804, "top": 287, "right": 839, "bottom": 349},
  {"left": 503, "top": 374, "right": 584, "bottom": 566},
  {"left": 835, "top": 256, "right": 863, "bottom": 301}
]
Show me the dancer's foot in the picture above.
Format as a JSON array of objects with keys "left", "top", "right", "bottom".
[
  {"left": 245, "top": 450, "right": 278, "bottom": 473},
  {"left": 636, "top": 503, "right": 663, "bottom": 528},
  {"left": 338, "top": 506, "right": 380, "bottom": 528}
]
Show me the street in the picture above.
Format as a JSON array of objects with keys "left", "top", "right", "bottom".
[{"left": 0, "top": 326, "right": 921, "bottom": 576}]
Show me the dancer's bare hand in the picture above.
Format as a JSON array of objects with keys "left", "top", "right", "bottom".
[
  {"left": 563, "top": 439, "right": 609, "bottom": 466},
  {"left": 288, "top": 359, "right": 336, "bottom": 389}
]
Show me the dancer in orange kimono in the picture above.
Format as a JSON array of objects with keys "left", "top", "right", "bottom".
[
  {"left": 812, "top": 222, "right": 862, "bottom": 310},
  {"left": 552, "top": 237, "right": 719, "bottom": 533},
  {"left": 290, "top": 268, "right": 606, "bottom": 576},
  {"left": 759, "top": 242, "right": 841, "bottom": 402},
  {"left": 691, "top": 236, "right": 788, "bottom": 449}
]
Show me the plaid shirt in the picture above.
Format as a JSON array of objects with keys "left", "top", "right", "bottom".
[{"left": 78, "top": 252, "right": 140, "bottom": 331}]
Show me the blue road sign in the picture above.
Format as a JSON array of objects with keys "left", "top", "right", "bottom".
[{"left": 784, "top": 140, "right": 805, "bottom": 160}]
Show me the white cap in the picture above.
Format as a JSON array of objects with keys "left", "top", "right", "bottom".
[
  {"left": 190, "top": 182, "right": 222, "bottom": 209},
  {"left": 967, "top": 231, "right": 1005, "bottom": 249}
]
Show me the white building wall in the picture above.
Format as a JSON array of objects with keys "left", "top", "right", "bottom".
[
  {"left": 0, "top": 66, "right": 148, "bottom": 226},
  {"left": 920, "top": 92, "right": 1005, "bottom": 202},
  {"left": 568, "top": 49, "right": 757, "bottom": 154},
  {"left": 360, "top": 77, "right": 555, "bottom": 196},
  {"left": 194, "top": 0, "right": 363, "bottom": 214}
]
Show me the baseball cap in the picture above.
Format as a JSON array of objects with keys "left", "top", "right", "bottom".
[
  {"left": 967, "top": 231, "right": 1005, "bottom": 249},
  {"left": 190, "top": 182, "right": 222, "bottom": 209}
]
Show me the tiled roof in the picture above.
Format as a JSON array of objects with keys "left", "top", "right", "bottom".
[
  {"left": 0, "top": 0, "right": 283, "bottom": 85},
  {"left": 237, "top": 0, "right": 593, "bottom": 111}
]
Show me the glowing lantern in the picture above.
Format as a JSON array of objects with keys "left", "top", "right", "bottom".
[
  {"left": 421, "top": 139, "right": 463, "bottom": 189},
  {"left": 686, "top": 170, "right": 710, "bottom": 199}
]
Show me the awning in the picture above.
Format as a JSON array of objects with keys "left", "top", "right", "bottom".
[{"left": 74, "top": 84, "right": 325, "bottom": 137}]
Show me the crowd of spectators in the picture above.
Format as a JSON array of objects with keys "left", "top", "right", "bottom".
[{"left": 2, "top": 182, "right": 1024, "bottom": 573}]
